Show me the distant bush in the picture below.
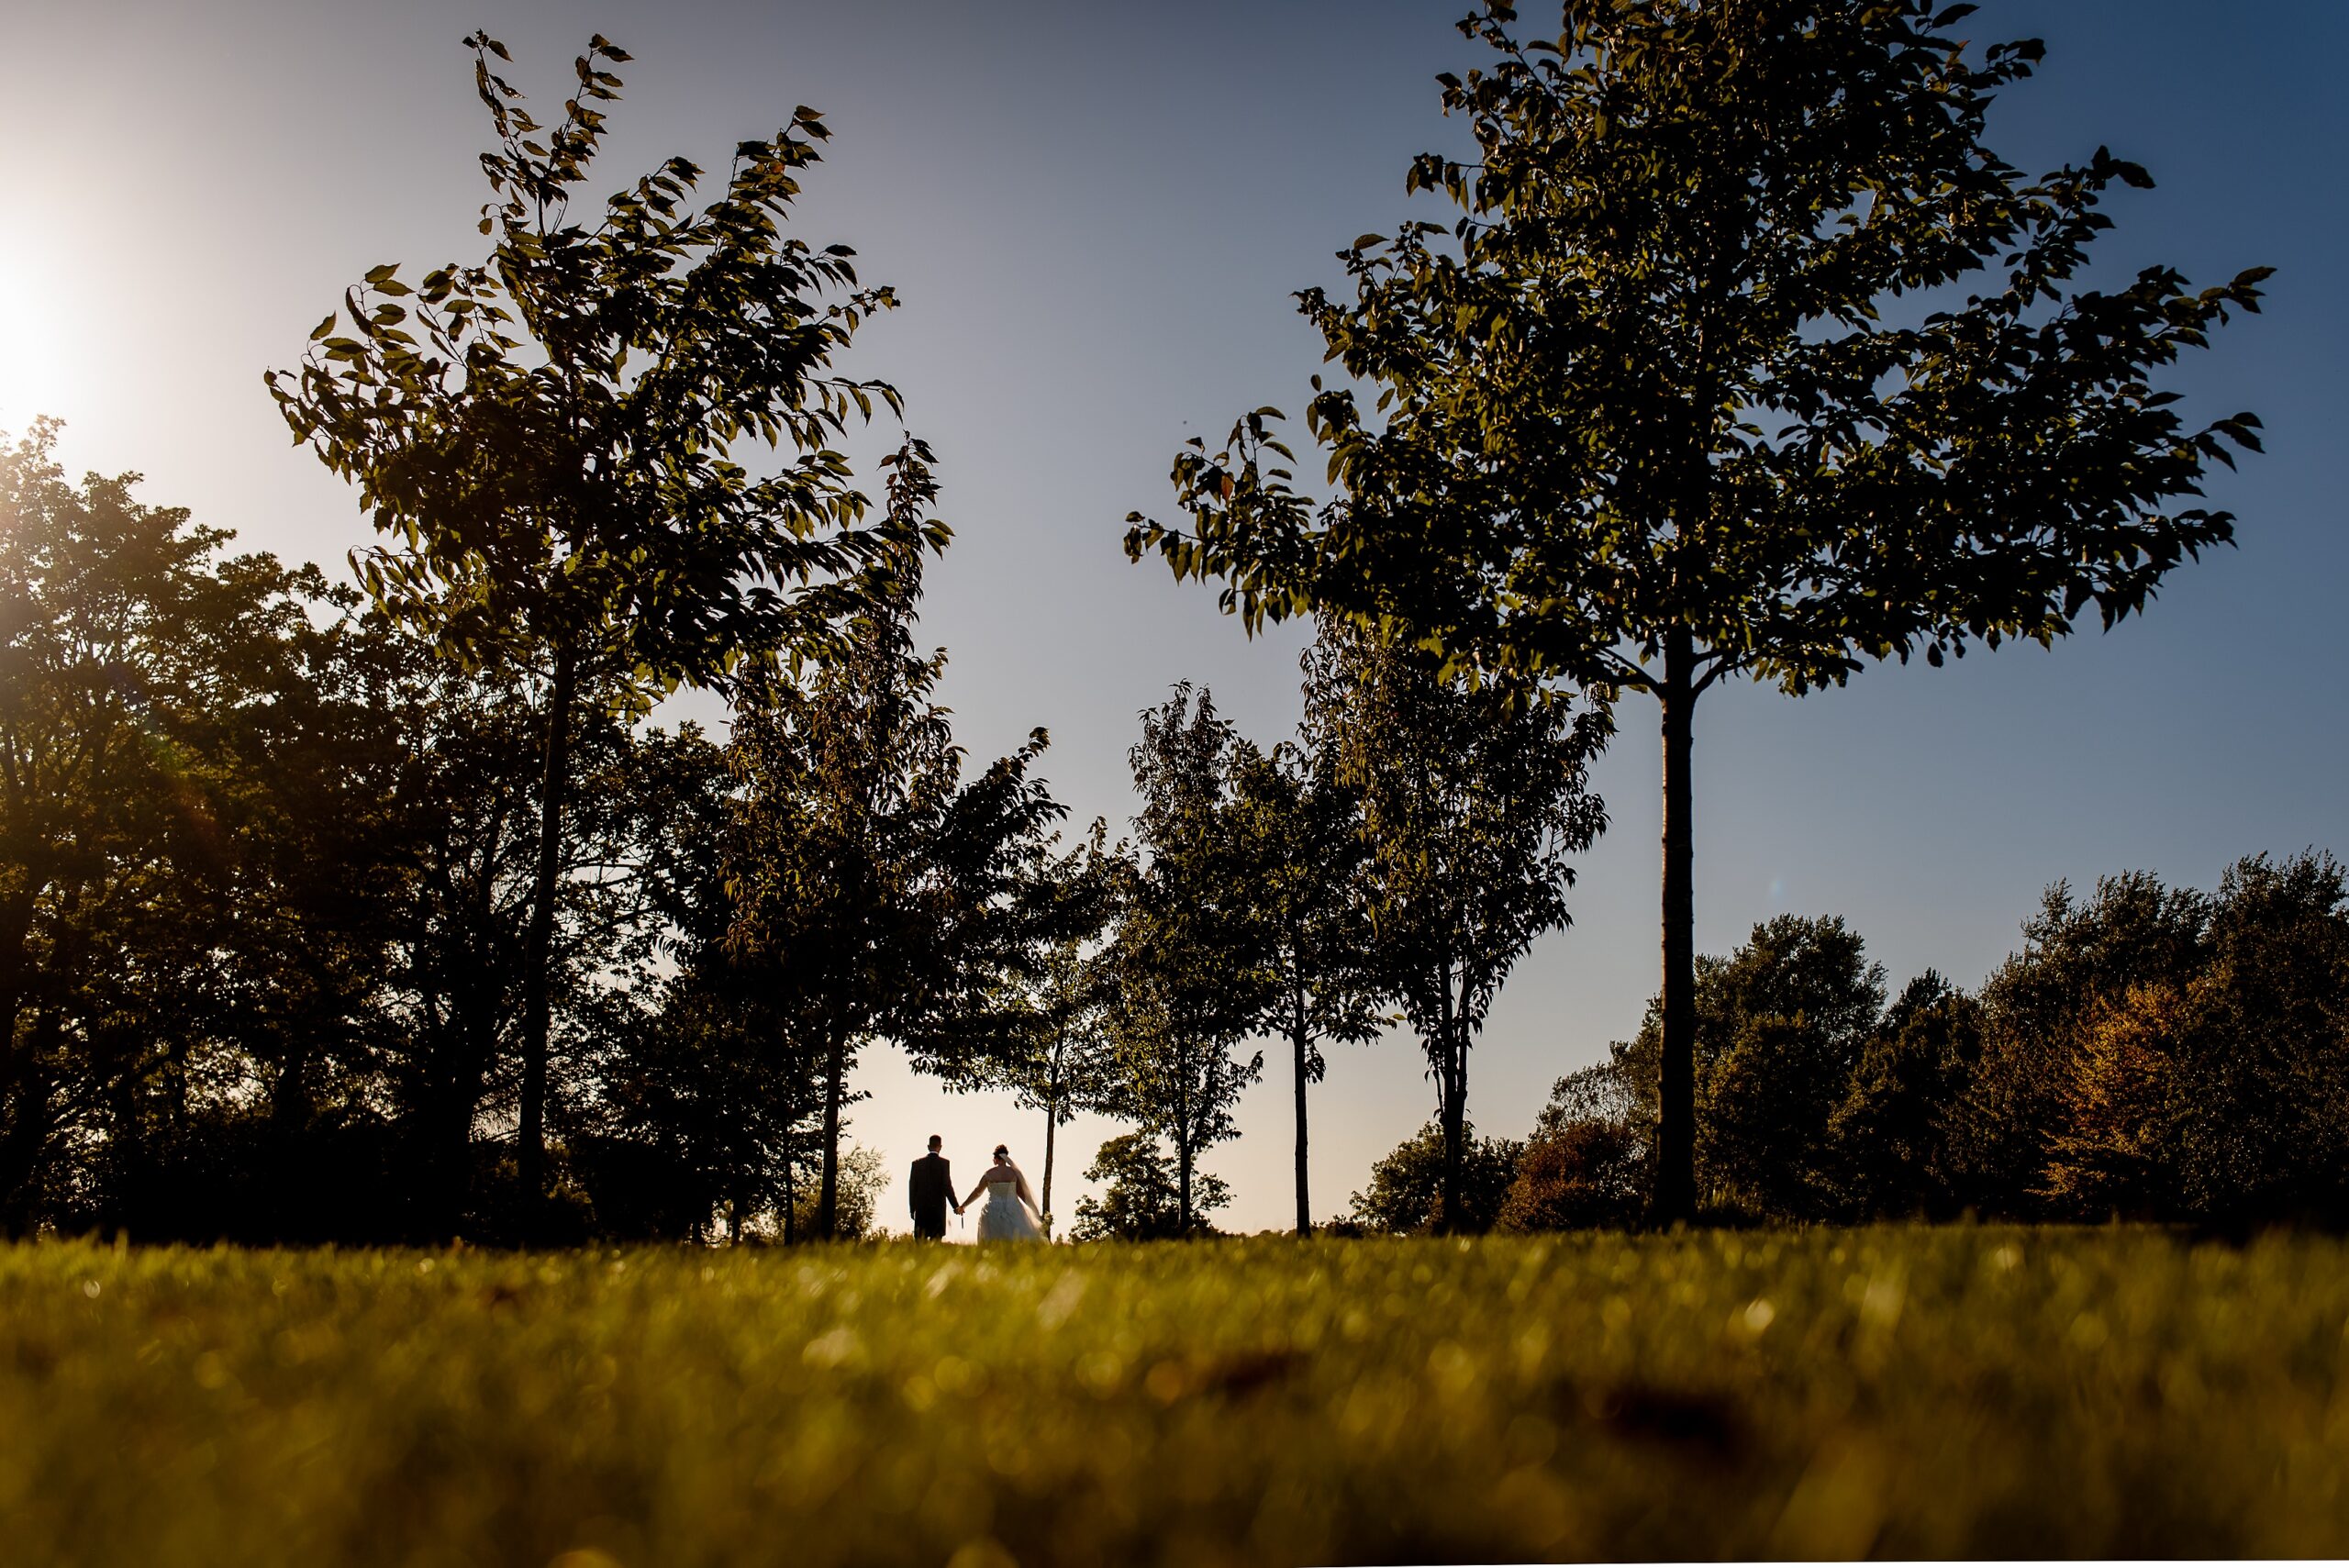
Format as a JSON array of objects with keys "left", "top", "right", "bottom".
[
  {"left": 1350, "top": 1121, "right": 1521, "bottom": 1235},
  {"left": 786, "top": 1145, "right": 887, "bottom": 1241},
  {"left": 1498, "top": 1118, "right": 1644, "bottom": 1232},
  {"left": 1071, "top": 1133, "right": 1226, "bottom": 1240}
]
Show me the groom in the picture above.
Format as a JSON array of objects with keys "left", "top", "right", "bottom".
[{"left": 907, "top": 1134, "right": 956, "bottom": 1240}]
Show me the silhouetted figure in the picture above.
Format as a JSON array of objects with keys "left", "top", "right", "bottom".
[{"left": 908, "top": 1135, "right": 954, "bottom": 1240}]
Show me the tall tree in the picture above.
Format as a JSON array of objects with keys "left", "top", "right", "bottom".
[
  {"left": 1127, "top": 0, "right": 2268, "bottom": 1222},
  {"left": 269, "top": 34, "right": 937, "bottom": 1219},
  {"left": 1227, "top": 733, "right": 1381, "bottom": 1234},
  {"left": 1101, "top": 686, "right": 1267, "bottom": 1235},
  {"left": 1304, "top": 626, "right": 1605, "bottom": 1230},
  {"left": 989, "top": 826, "right": 1121, "bottom": 1218},
  {"left": 0, "top": 423, "right": 355, "bottom": 1235},
  {"left": 728, "top": 513, "right": 1063, "bottom": 1239}
]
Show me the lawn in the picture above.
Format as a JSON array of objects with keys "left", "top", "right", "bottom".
[{"left": 4, "top": 1227, "right": 2345, "bottom": 1564}]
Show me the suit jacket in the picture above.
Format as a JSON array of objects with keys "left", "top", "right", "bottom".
[{"left": 908, "top": 1152, "right": 952, "bottom": 1229}]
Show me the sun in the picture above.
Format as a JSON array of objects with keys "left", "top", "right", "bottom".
[{"left": 0, "top": 255, "right": 85, "bottom": 433}]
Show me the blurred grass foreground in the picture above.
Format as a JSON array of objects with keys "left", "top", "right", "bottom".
[{"left": 6, "top": 1227, "right": 2348, "bottom": 1564}]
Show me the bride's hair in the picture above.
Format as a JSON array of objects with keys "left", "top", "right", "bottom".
[{"left": 992, "top": 1144, "right": 1009, "bottom": 1160}]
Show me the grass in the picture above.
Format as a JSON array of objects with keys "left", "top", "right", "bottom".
[{"left": 4, "top": 1227, "right": 2346, "bottom": 1565}]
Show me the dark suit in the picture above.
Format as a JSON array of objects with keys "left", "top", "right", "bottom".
[{"left": 908, "top": 1152, "right": 952, "bottom": 1239}]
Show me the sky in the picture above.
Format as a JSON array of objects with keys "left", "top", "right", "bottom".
[{"left": 3, "top": 1, "right": 2343, "bottom": 1238}]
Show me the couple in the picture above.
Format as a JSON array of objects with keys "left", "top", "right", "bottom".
[{"left": 907, "top": 1135, "right": 1049, "bottom": 1242}]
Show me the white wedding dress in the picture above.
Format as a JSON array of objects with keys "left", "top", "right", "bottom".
[{"left": 976, "top": 1173, "right": 1046, "bottom": 1242}]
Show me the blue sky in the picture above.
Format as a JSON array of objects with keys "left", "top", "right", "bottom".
[{"left": 4, "top": 2, "right": 2341, "bottom": 1234}]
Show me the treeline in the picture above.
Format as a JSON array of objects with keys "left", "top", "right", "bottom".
[
  {"left": 1346, "top": 856, "right": 2349, "bottom": 1233},
  {"left": 8, "top": 420, "right": 2343, "bottom": 1243},
  {"left": 0, "top": 423, "right": 1616, "bottom": 1245}
]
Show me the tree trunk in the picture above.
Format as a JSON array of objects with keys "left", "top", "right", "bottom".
[
  {"left": 518, "top": 639, "right": 577, "bottom": 1228},
  {"left": 1437, "top": 973, "right": 1463, "bottom": 1234},
  {"left": 0, "top": 889, "right": 39, "bottom": 1239},
  {"left": 1175, "top": 1116, "right": 1193, "bottom": 1236},
  {"left": 2, "top": 888, "right": 79, "bottom": 1238},
  {"left": 1174, "top": 1034, "right": 1193, "bottom": 1233},
  {"left": 1439, "top": 1062, "right": 1464, "bottom": 1235},
  {"left": 780, "top": 1128, "right": 797, "bottom": 1246},
  {"left": 1292, "top": 991, "right": 1312, "bottom": 1236},
  {"left": 0, "top": 1060, "right": 50, "bottom": 1240},
  {"left": 1653, "top": 629, "right": 1698, "bottom": 1226},
  {"left": 817, "top": 1023, "right": 846, "bottom": 1240},
  {"left": 1041, "top": 1095, "right": 1057, "bottom": 1219}
]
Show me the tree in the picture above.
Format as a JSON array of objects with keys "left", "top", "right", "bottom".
[
  {"left": 1826, "top": 970, "right": 1981, "bottom": 1218},
  {"left": 1127, "top": 0, "right": 2268, "bottom": 1222},
  {"left": 2168, "top": 853, "right": 2349, "bottom": 1223},
  {"left": 572, "top": 720, "right": 829, "bottom": 1243},
  {"left": 1226, "top": 734, "right": 1381, "bottom": 1235},
  {"left": 1349, "top": 1120, "right": 1522, "bottom": 1235},
  {"left": 728, "top": 541, "right": 1063, "bottom": 1240},
  {"left": 2034, "top": 853, "right": 2349, "bottom": 1224},
  {"left": 1098, "top": 686, "right": 1267, "bottom": 1235},
  {"left": 787, "top": 1143, "right": 887, "bottom": 1242},
  {"left": 1067, "top": 1131, "right": 1228, "bottom": 1241},
  {"left": 1304, "top": 624, "right": 1605, "bottom": 1230},
  {"left": 0, "top": 423, "right": 368, "bottom": 1236},
  {"left": 269, "top": 34, "right": 939, "bottom": 1220},
  {"left": 2038, "top": 981, "right": 2187, "bottom": 1219},
  {"left": 989, "top": 826, "right": 1121, "bottom": 1218},
  {"left": 1695, "top": 916, "right": 1886, "bottom": 1219},
  {"left": 1947, "top": 872, "right": 2207, "bottom": 1215}
]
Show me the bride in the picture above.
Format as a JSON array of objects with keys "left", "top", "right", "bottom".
[{"left": 959, "top": 1144, "right": 1048, "bottom": 1242}]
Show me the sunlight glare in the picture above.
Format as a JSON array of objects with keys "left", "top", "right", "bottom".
[{"left": 0, "top": 255, "right": 87, "bottom": 430}]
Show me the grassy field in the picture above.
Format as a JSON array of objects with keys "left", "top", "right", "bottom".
[{"left": 5, "top": 1227, "right": 2346, "bottom": 1565}]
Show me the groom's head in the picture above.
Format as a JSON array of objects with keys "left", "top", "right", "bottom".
[{"left": 928, "top": 1134, "right": 942, "bottom": 1153}]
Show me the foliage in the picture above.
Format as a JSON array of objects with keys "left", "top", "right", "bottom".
[
  {"left": 1349, "top": 1120, "right": 1522, "bottom": 1235},
  {"left": 1306, "top": 624, "right": 1605, "bottom": 1229},
  {"left": 1698, "top": 917, "right": 1887, "bottom": 1219},
  {"left": 2029, "top": 854, "right": 2349, "bottom": 1223},
  {"left": 0, "top": 423, "right": 406, "bottom": 1240},
  {"left": 2165, "top": 853, "right": 2349, "bottom": 1219},
  {"left": 1497, "top": 1068, "right": 1647, "bottom": 1232},
  {"left": 17, "top": 1229, "right": 2346, "bottom": 1561},
  {"left": 785, "top": 1143, "right": 887, "bottom": 1241},
  {"left": 267, "top": 33, "right": 940, "bottom": 1217},
  {"left": 1127, "top": 0, "right": 2268, "bottom": 1223},
  {"left": 1067, "top": 1131, "right": 1227, "bottom": 1240},
  {"left": 573, "top": 723, "right": 829, "bottom": 1243},
  {"left": 1098, "top": 686, "right": 1265, "bottom": 1233},
  {"left": 1578, "top": 859, "right": 2349, "bottom": 1228},
  {"left": 2040, "top": 982, "right": 2189, "bottom": 1218},
  {"left": 1827, "top": 972, "right": 1982, "bottom": 1219},
  {"left": 1497, "top": 1118, "right": 1644, "bottom": 1232},
  {"left": 0, "top": 425, "right": 854, "bottom": 1248},
  {"left": 1946, "top": 871, "right": 2210, "bottom": 1213},
  {"left": 1611, "top": 914, "right": 1887, "bottom": 1219}
]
